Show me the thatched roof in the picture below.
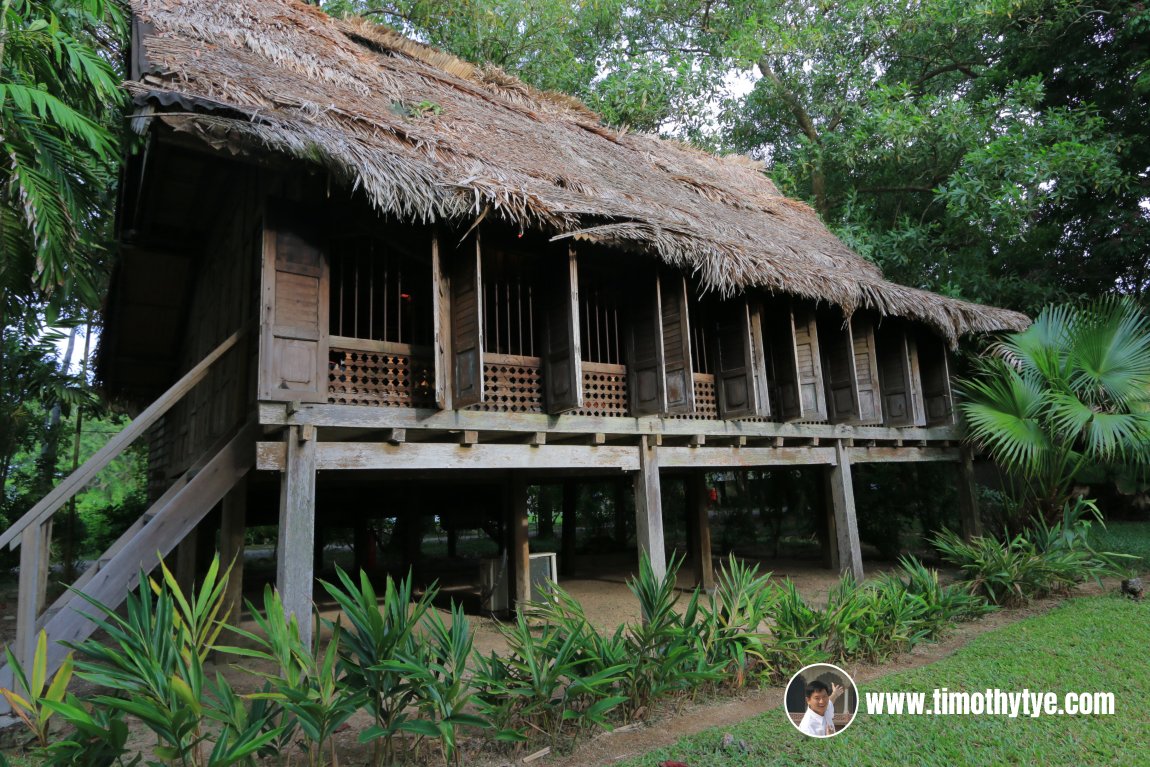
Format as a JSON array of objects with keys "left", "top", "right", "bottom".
[{"left": 126, "top": 0, "right": 1028, "bottom": 343}]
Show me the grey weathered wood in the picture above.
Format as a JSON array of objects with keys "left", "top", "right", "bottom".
[
  {"left": 258, "top": 401, "right": 964, "bottom": 442},
  {"left": 660, "top": 446, "right": 835, "bottom": 468},
  {"left": 627, "top": 266, "right": 667, "bottom": 416},
  {"left": 257, "top": 441, "right": 641, "bottom": 471},
  {"left": 276, "top": 425, "right": 317, "bottom": 647},
  {"left": 957, "top": 448, "right": 983, "bottom": 539},
  {"left": 820, "top": 313, "right": 862, "bottom": 424},
  {"left": 451, "top": 233, "right": 484, "bottom": 407},
  {"left": 543, "top": 246, "right": 583, "bottom": 413},
  {"left": 850, "top": 314, "right": 883, "bottom": 425},
  {"left": 845, "top": 447, "right": 961, "bottom": 463},
  {"left": 175, "top": 526, "right": 199, "bottom": 597},
  {"left": 713, "top": 298, "right": 761, "bottom": 419},
  {"left": 220, "top": 476, "right": 248, "bottom": 623},
  {"left": 2, "top": 328, "right": 246, "bottom": 551},
  {"left": 828, "top": 440, "right": 864, "bottom": 580},
  {"left": 511, "top": 476, "right": 531, "bottom": 610},
  {"left": 634, "top": 435, "right": 666, "bottom": 582},
  {"left": 14, "top": 522, "right": 51, "bottom": 675},
  {"left": 748, "top": 300, "right": 772, "bottom": 417},
  {"left": 259, "top": 199, "right": 329, "bottom": 403},
  {"left": 5, "top": 421, "right": 256, "bottom": 692},
  {"left": 685, "top": 474, "right": 714, "bottom": 592},
  {"left": 661, "top": 272, "right": 695, "bottom": 414},
  {"left": 431, "top": 230, "right": 452, "bottom": 410}
]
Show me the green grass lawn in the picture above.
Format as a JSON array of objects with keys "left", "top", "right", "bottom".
[
  {"left": 1092, "top": 520, "right": 1150, "bottom": 573},
  {"left": 619, "top": 595, "right": 1150, "bottom": 767}
]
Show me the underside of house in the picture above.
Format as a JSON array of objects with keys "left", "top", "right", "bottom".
[{"left": 0, "top": 0, "right": 1030, "bottom": 699}]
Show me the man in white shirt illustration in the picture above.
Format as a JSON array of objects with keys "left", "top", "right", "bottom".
[{"left": 798, "top": 679, "right": 845, "bottom": 737}]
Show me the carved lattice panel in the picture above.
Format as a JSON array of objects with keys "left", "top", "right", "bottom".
[
  {"left": 468, "top": 357, "right": 544, "bottom": 413},
  {"left": 328, "top": 348, "right": 434, "bottom": 407},
  {"left": 574, "top": 363, "right": 629, "bottom": 417}
]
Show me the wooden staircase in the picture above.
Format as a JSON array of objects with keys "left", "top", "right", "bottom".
[{"left": 0, "top": 330, "right": 254, "bottom": 715}]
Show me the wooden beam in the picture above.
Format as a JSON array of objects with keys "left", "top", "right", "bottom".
[
  {"left": 511, "top": 476, "right": 531, "bottom": 610},
  {"left": 259, "top": 402, "right": 963, "bottom": 443},
  {"left": 828, "top": 440, "right": 864, "bottom": 581},
  {"left": 257, "top": 442, "right": 641, "bottom": 472},
  {"left": 845, "top": 446, "right": 961, "bottom": 463},
  {"left": 660, "top": 447, "right": 835, "bottom": 468},
  {"left": 175, "top": 525, "right": 199, "bottom": 597},
  {"left": 276, "top": 425, "right": 317, "bottom": 647},
  {"left": 957, "top": 448, "right": 983, "bottom": 539},
  {"left": 686, "top": 474, "right": 714, "bottom": 592},
  {"left": 634, "top": 435, "right": 666, "bottom": 582}
]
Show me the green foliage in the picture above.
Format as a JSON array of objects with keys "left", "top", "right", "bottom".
[
  {"left": 317, "top": 567, "right": 436, "bottom": 764},
  {"left": 934, "top": 499, "right": 1130, "bottom": 605},
  {"left": 226, "top": 588, "right": 360, "bottom": 767},
  {"left": 697, "top": 555, "right": 775, "bottom": 687},
  {"left": 1, "top": 631, "right": 75, "bottom": 748},
  {"left": 959, "top": 299, "right": 1150, "bottom": 522},
  {"left": 616, "top": 595, "right": 1150, "bottom": 767}
]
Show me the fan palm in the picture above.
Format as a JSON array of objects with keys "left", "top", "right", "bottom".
[
  {"left": 1, "top": 0, "right": 125, "bottom": 318},
  {"left": 959, "top": 298, "right": 1150, "bottom": 524}
]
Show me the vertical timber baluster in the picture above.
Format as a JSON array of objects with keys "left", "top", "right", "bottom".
[{"left": 15, "top": 521, "right": 52, "bottom": 674}]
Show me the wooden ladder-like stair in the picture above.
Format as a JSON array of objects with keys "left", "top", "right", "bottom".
[{"left": 0, "top": 330, "right": 252, "bottom": 716}]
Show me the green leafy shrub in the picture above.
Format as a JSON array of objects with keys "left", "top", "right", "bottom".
[
  {"left": 933, "top": 500, "right": 1128, "bottom": 605},
  {"left": 697, "top": 555, "right": 775, "bottom": 687}
]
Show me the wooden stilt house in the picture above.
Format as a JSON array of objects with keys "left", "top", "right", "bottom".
[{"left": 0, "top": 0, "right": 1029, "bottom": 693}]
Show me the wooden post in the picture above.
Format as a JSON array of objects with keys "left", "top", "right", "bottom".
[
  {"left": 828, "top": 440, "right": 863, "bottom": 580},
  {"left": 957, "top": 448, "right": 983, "bottom": 539},
  {"left": 686, "top": 473, "right": 714, "bottom": 592},
  {"left": 560, "top": 480, "right": 577, "bottom": 577},
  {"left": 276, "top": 424, "right": 316, "bottom": 647},
  {"left": 634, "top": 435, "right": 667, "bottom": 582},
  {"left": 14, "top": 521, "right": 52, "bottom": 676},
  {"left": 220, "top": 477, "right": 247, "bottom": 624},
  {"left": 511, "top": 476, "right": 531, "bottom": 610},
  {"left": 820, "top": 472, "right": 840, "bottom": 572}
]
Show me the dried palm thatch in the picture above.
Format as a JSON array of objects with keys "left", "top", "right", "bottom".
[{"left": 127, "top": 0, "right": 1029, "bottom": 343}]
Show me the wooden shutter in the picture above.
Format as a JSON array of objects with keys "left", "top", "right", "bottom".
[
  {"left": 768, "top": 302, "right": 801, "bottom": 420},
  {"left": 627, "top": 266, "right": 666, "bottom": 416},
  {"left": 876, "top": 325, "right": 927, "bottom": 427},
  {"left": 819, "top": 312, "right": 861, "bottom": 423},
  {"left": 259, "top": 199, "right": 329, "bottom": 402},
  {"left": 713, "top": 298, "right": 760, "bottom": 419},
  {"left": 917, "top": 332, "right": 955, "bottom": 425},
  {"left": 431, "top": 231, "right": 451, "bottom": 410},
  {"left": 748, "top": 300, "right": 772, "bottom": 417},
  {"left": 792, "top": 305, "right": 827, "bottom": 420},
  {"left": 660, "top": 272, "right": 695, "bottom": 414},
  {"left": 451, "top": 234, "right": 484, "bottom": 407},
  {"left": 851, "top": 315, "right": 883, "bottom": 424},
  {"left": 543, "top": 247, "right": 583, "bottom": 413}
]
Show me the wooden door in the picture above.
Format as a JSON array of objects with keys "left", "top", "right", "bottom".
[
  {"left": 543, "top": 246, "right": 583, "bottom": 413},
  {"left": 259, "top": 198, "right": 329, "bottom": 402},
  {"left": 627, "top": 265, "right": 666, "bottom": 416},
  {"left": 768, "top": 301, "right": 802, "bottom": 420},
  {"left": 851, "top": 314, "right": 883, "bottom": 424},
  {"left": 917, "top": 332, "right": 955, "bottom": 425},
  {"left": 713, "top": 298, "right": 760, "bottom": 419},
  {"left": 660, "top": 272, "right": 695, "bottom": 414},
  {"left": 819, "top": 312, "right": 861, "bottom": 423},
  {"left": 792, "top": 305, "right": 827, "bottom": 420}
]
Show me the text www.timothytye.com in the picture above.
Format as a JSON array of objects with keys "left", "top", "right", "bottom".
[{"left": 865, "top": 689, "right": 1115, "bottom": 717}]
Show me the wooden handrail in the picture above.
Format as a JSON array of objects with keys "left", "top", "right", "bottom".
[{"left": 0, "top": 326, "right": 248, "bottom": 551}]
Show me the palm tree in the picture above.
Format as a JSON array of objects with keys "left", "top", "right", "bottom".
[
  {"left": 0, "top": 0, "right": 125, "bottom": 319},
  {"left": 959, "top": 298, "right": 1150, "bottom": 525}
]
